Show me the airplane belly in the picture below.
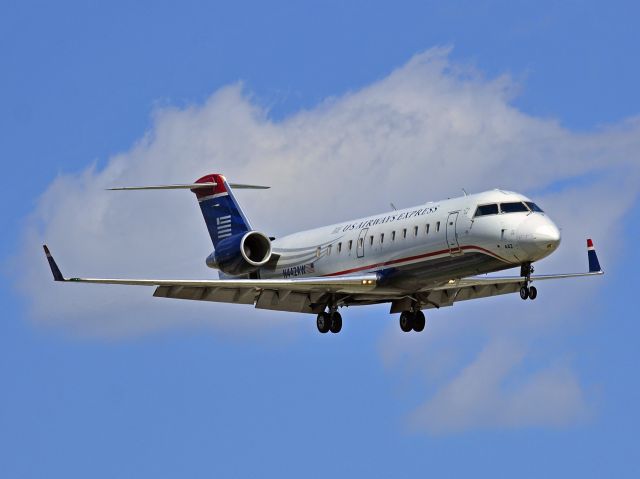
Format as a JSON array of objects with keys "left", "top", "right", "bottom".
[{"left": 378, "top": 252, "right": 511, "bottom": 290}]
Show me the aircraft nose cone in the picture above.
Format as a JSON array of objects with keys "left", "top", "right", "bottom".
[
  {"left": 533, "top": 222, "right": 561, "bottom": 248},
  {"left": 517, "top": 215, "right": 561, "bottom": 259}
]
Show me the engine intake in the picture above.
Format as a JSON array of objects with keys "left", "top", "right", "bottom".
[
  {"left": 210, "top": 231, "right": 272, "bottom": 275},
  {"left": 241, "top": 231, "right": 272, "bottom": 266}
]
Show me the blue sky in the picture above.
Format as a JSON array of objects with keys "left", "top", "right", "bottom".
[{"left": 2, "top": 1, "right": 639, "bottom": 477}]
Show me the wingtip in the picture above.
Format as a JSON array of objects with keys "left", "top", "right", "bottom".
[
  {"left": 586, "top": 238, "right": 602, "bottom": 273},
  {"left": 43, "top": 245, "right": 65, "bottom": 281}
]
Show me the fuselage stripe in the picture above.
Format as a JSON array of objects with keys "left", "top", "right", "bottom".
[{"left": 321, "top": 245, "right": 510, "bottom": 277}]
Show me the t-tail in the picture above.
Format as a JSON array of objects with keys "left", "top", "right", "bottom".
[{"left": 107, "top": 174, "right": 274, "bottom": 276}]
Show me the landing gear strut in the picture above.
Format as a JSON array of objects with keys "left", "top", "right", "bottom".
[
  {"left": 399, "top": 309, "right": 426, "bottom": 333},
  {"left": 519, "top": 263, "right": 538, "bottom": 301}
]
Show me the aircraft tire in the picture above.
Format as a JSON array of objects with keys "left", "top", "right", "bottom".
[
  {"left": 399, "top": 311, "right": 414, "bottom": 332},
  {"left": 329, "top": 312, "right": 342, "bottom": 333},
  {"left": 519, "top": 286, "right": 529, "bottom": 300},
  {"left": 528, "top": 286, "right": 537, "bottom": 300},
  {"left": 413, "top": 311, "right": 426, "bottom": 332},
  {"left": 317, "top": 312, "right": 331, "bottom": 333}
]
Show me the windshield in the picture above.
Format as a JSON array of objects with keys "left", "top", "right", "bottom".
[
  {"left": 500, "top": 202, "right": 529, "bottom": 213},
  {"left": 525, "top": 201, "right": 544, "bottom": 213},
  {"left": 474, "top": 204, "right": 499, "bottom": 217}
]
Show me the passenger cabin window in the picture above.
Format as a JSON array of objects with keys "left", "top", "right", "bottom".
[
  {"left": 402, "top": 228, "right": 407, "bottom": 239},
  {"left": 474, "top": 204, "right": 499, "bottom": 217},
  {"left": 337, "top": 242, "right": 342, "bottom": 253},
  {"left": 525, "top": 201, "right": 544, "bottom": 213},
  {"left": 392, "top": 231, "right": 396, "bottom": 241},
  {"left": 348, "top": 240, "right": 353, "bottom": 251},
  {"left": 500, "top": 202, "right": 529, "bottom": 213},
  {"left": 414, "top": 226, "right": 419, "bottom": 237},
  {"left": 369, "top": 235, "right": 374, "bottom": 246},
  {"left": 358, "top": 238, "right": 363, "bottom": 249},
  {"left": 436, "top": 221, "right": 441, "bottom": 232},
  {"left": 380, "top": 233, "right": 384, "bottom": 244},
  {"left": 426, "top": 224, "right": 430, "bottom": 234}
]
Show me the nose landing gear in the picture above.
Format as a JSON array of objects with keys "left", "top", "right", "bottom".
[
  {"left": 519, "top": 285, "right": 538, "bottom": 300},
  {"left": 519, "top": 262, "right": 538, "bottom": 300}
]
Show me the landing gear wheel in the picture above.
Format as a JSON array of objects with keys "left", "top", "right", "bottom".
[
  {"left": 316, "top": 312, "right": 331, "bottom": 333},
  {"left": 329, "top": 312, "right": 342, "bottom": 333},
  {"left": 399, "top": 311, "right": 414, "bottom": 332},
  {"left": 412, "top": 311, "right": 426, "bottom": 332},
  {"left": 519, "top": 286, "right": 529, "bottom": 300},
  {"left": 528, "top": 286, "right": 537, "bottom": 300}
]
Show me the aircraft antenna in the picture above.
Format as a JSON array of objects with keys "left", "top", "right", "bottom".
[
  {"left": 462, "top": 188, "right": 468, "bottom": 196},
  {"left": 390, "top": 202, "right": 398, "bottom": 211}
]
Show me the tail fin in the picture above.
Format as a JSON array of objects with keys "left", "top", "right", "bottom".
[{"left": 191, "top": 174, "right": 255, "bottom": 247}]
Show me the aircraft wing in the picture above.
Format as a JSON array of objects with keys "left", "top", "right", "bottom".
[
  {"left": 43, "top": 246, "right": 376, "bottom": 314},
  {"left": 418, "top": 271, "right": 603, "bottom": 310},
  {"left": 44, "top": 238, "right": 603, "bottom": 314},
  {"left": 415, "top": 239, "right": 603, "bottom": 310}
]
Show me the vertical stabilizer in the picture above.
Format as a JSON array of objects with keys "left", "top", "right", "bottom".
[{"left": 191, "top": 174, "right": 253, "bottom": 247}]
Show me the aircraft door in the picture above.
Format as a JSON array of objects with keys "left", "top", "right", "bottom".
[
  {"left": 446, "top": 212, "right": 461, "bottom": 254},
  {"left": 357, "top": 228, "right": 368, "bottom": 258}
]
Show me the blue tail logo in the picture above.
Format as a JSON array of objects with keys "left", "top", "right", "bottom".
[{"left": 191, "top": 174, "right": 253, "bottom": 247}]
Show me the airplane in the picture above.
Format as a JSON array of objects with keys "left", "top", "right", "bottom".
[{"left": 43, "top": 173, "right": 604, "bottom": 334}]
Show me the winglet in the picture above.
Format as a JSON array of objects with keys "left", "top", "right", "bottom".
[
  {"left": 587, "top": 238, "right": 602, "bottom": 273},
  {"left": 43, "top": 245, "right": 65, "bottom": 281}
]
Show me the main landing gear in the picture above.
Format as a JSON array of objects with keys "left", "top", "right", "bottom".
[
  {"left": 399, "top": 310, "right": 426, "bottom": 333},
  {"left": 316, "top": 311, "right": 342, "bottom": 334},
  {"left": 519, "top": 285, "right": 537, "bottom": 300},
  {"left": 519, "top": 262, "right": 538, "bottom": 301}
]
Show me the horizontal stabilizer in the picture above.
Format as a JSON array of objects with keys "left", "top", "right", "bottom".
[{"left": 107, "top": 182, "right": 269, "bottom": 191}]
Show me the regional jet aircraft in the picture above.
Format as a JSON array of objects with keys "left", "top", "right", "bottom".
[{"left": 44, "top": 173, "right": 603, "bottom": 334}]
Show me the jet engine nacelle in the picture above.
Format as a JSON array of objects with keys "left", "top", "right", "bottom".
[{"left": 210, "top": 231, "right": 272, "bottom": 276}]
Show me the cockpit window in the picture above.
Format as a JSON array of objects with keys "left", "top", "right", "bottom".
[
  {"left": 525, "top": 201, "right": 544, "bottom": 213},
  {"left": 474, "top": 204, "right": 499, "bottom": 217},
  {"left": 500, "top": 202, "right": 529, "bottom": 213}
]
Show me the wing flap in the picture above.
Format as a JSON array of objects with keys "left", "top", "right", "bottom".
[
  {"left": 423, "top": 282, "right": 522, "bottom": 309},
  {"left": 255, "top": 290, "right": 324, "bottom": 313},
  {"left": 153, "top": 286, "right": 258, "bottom": 305}
]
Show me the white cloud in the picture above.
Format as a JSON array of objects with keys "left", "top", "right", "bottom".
[
  {"left": 14, "top": 46, "right": 640, "bottom": 429},
  {"left": 407, "top": 339, "right": 589, "bottom": 433}
]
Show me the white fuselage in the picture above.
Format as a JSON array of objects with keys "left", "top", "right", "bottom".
[{"left": 225, "top": 189, "right": 561, "bottom": 292}]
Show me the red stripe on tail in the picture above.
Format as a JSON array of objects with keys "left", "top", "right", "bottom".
[{"left": 191, "top": 174, "right": 227, "bottom": 200}]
